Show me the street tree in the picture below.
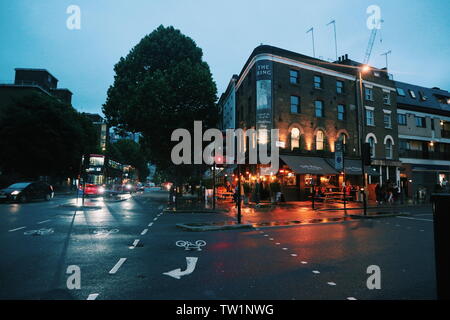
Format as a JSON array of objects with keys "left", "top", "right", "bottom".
[
  {"left": 103, "top": 25, "right": 218, "bottom": 185},
  {"left": 0, "top": 92, "right": 99, "bottom": 181}
]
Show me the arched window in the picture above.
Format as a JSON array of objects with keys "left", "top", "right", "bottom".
[
  {"left": 368, "top": 136, "right": 376, "bottom": 157},
  {"left": 291, "top": 128, "right": 300, "bottom": 150},
  {"left": 316, "top": 130, "right": 324, "bottom": 151},
  {"left": 385, "top": 138, "right": 393, "bottom": 159}
]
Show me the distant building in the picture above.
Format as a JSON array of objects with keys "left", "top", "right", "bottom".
[
  {"left": 0, "top": 68, "right": 72, "bottom": 106},
  {"left": 109, "top": 128, "right": 141, "bottom": 144},
  {"left": 395, "top": 81, "right": 450, "bottom": 200},
  {"left": 82, "top": 113, "right": 109, "bottom": 153}
]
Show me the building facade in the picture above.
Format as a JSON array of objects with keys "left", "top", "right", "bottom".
[
  {"left": 395, "top": 81, "right": 450, "bottom": 200},
  {"left": 219, "top": 45, "right": 400, "bottom": 201}
]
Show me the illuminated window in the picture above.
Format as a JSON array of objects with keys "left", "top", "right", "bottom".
[
  {"left": 291, "top": 128, "right": 300, "bottom": 150},
  {"left": 316, "top": 130, "right": 324, "bottom": 151}
]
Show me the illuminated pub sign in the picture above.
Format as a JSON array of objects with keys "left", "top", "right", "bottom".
[{"left": 256, "top": 60, "right": 273, "bottom": 144}]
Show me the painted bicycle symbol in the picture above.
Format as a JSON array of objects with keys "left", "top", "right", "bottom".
[
  {"left": 175, "top": 240, "right": 206, "bottom": 251},
  {"left": 93, "top": 228, "right": 119, "bottom": 238},
  {"left": 24, "top": 228, "right": 54, "bottom": 236}
]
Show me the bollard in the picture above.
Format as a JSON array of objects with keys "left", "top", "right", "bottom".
[{"left": 431, "top": 193, "right": 450, "bottom": 300}]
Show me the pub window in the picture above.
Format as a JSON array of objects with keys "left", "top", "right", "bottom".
[
  {"left": 314, "top": 75, "right": 323, "bottom": 89},
  {"left": 337, "top": 104, "right": 346, "bottom": 120},
  {"left": 290, "top": 96, "right": 300, "bottom": 113},
  {"left": 291, "top": 128, "right": 300, "bottom": 150},
  {"left": 315, "top": 100, "right": 324, "bottom": 117},
  {"left": 290, "top": 70, "right": 299, "bottom": 84},
  {"left": 316, "top": 130, "right": 324, "bottom": 151},
  {"left": 336, "top": 80, "right": 344, "bottom": 94}
]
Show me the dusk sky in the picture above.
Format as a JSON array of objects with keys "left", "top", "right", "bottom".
[{"left": 1, "top": 0, "right": 449, "bottom": 114}]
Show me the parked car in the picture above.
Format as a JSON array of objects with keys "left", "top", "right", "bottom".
[{"left": 0, "top": 181, "right": 54, "bottom": 203}]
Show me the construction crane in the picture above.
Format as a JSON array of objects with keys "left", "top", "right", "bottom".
[{"left": 363, "top": 19, "right": 383, "bottom": 65}]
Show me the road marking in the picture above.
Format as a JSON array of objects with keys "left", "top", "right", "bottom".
[
  {"left": 130, "top": 239, "right": 140, "bottom": 249},
  {"left": 163, "top": 257, "right": 198, "bottom": 279},
  {"left": 148, "top": 222, "right": 154, "bottom": 227},
  {"left": 347, "top": 297, "right": 357, "bottom": 300},
  {"left": 141, "top": 229, "right": 148, "bottom": 235},
  {"left": 290, "top": 254, "right": 298, "bottom": 257},
  {"left": 282, "top": 248, "right": 288, "bottom": 250},
  {"left": 312, "top": 270, "right": 320, "bottom": 274},
  {"left": 420, "top": 229, "right": 424, "bottom": 232},
  {"left": 269, "top": 238, "right": 274, "bottom": 241},
  {"left": 87, "top": 293, "right": 99, "bottom": 300},
  {"left": 37, "top": 220, "right": 51, "bottom": 224},
  {"left": 275, "top": 243, "right": 280, "bottom": 245},
  {"left": 153, "top": 217, "right": 158, "bottom": 221},
  {"left": 259, "top": 231, "right": 264, "bottom": 234},
  {"left": 397, "top": 216, "right": 433, "bottom": 222},
  {"left": 263, "top": 234, "right": 268, "bottom": 237},
  {"left": 327, "top": 282, "right": 337, "bottom": 286},
  {"left": 301, "top": 261, "right": 308, "bottom": 264},
  {"left": 9, "top": 226, "right": 26, "bottom": 232},
  {"left": 109, "top": 258, "right": 127, "bottom": 274}
]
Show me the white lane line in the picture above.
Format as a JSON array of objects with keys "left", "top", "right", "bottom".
[
  {"left": 327, "top": 282, "right": 337, "bottom": 286},
  {"left": 148, "top": 222, "right": 154, "bottom": 227},
  {"left": 153, "top": 217, "right": 158, "bottom": 221},
  {"left": 141, "top": 229, "right": 148, "bottom": 235},
  {"left": 269, "top": 238, "right": 274, "bottom": 241},
  {"left": 301, "top": 261, "right": 308, "bottom": 264},
  {"left": 275, "top": 243, "right": 281, "bottom": 245},
  {"left": 347, "top": 297, "right": 357, "bottom": 300},
  {"left": 130, "top": 239, "right": 140, "bottom": 249},
  {"left": 109, "top": 258, "right": 127, "bottom": 274},
  {"left": 282, "top": 248, "right": 288, "bottom": 250},
  {"left": 312, "top": 270, "right": 320, "bottom": 274},
  {"left": 87, "top": 293, "right": 99, "bottom": 300},
  {"left": 264, "top": 234, "right": 269, "bottom": 237},
  {"left": 37, "top": 220, "right": 51, "bottom": 224},
  {"left": 9, "top": 226, "right": 26, "bottom": 232},
  {"left": 397, "top": 216, "right": 433, "bottom": 222},
  {"left": 290, "top": 254, "right": 298, "bottom": 257}
]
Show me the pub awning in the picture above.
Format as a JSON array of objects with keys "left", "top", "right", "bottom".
[
  {"left": 340, "top": 159, "right": 374, "bottom": 176},
  {"left": 280, "top": 155, "right": 339, "bottom": 175}
]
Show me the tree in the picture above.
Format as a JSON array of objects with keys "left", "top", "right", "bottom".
[
  {"left": 103, "top": 25, "right": 218, "bottom": 181},
  {"left": 0, "top": 92, "right": 99, "bottom": 179},
  {"left": 107, "top": 139, "right": 149, "bottom": 181}
]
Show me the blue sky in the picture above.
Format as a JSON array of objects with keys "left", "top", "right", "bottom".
[{"left": 1, "top": 0, "right": 449, "bottom": 114}]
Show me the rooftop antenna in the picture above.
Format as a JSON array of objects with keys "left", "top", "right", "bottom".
[
  {"left": 326, "top": 20, "right": 338, "bottom": 61},
  {"left": 381, "top": 50, "right": 391, "bottom": 69},
  {"left": 306, "top": 27, "right": 315, "bottom": 57}
]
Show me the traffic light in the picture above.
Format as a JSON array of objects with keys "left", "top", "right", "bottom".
[{"left": 362, "top": 143, "right": 371, "bottom": 165}]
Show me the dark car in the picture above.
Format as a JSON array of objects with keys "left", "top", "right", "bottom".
[{"left": 0, "top": 181, "right": 54, "bottom": 203}]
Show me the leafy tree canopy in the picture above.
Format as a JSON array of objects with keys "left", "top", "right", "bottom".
[
  {"left": 103, "top": 25, "right": 218, "bottom": 173},
  {"left": 0, "top": 92, "right": 99, "bottom": 178}
]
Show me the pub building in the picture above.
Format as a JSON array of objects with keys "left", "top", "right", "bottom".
[{"left": 217, "top": 45, "right": 400, "bottom": 202}]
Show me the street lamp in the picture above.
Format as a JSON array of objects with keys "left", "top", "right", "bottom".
[{"left": 356, "top": 64, "right": 371, "bottom": 216}]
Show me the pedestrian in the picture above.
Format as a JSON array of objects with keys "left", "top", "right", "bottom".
[{"left": 375, "top": 183, "right": 381, "bottom": 205}]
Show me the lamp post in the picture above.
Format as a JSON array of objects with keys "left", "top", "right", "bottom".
[{"left": 357, "top": 65, "right": 370, "bottom": 216}]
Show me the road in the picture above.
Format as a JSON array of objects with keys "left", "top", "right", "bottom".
[{"left": 0, "top": 191, "right": 436, "bottom": 300}]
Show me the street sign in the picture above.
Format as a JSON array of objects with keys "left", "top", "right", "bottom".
[{"left": 335, "top": 142, "right": 344, "bottom": 171}]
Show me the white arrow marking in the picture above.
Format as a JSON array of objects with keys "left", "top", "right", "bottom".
[{"left": 163, "top": 257, "right": 198, "bottom": 279}]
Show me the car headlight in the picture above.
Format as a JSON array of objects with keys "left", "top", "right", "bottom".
[
  {"left": 11, "top": 190, "right": 21, "bottom": 195},
  {"left": 126, "top": 184, "right": 132, "bottom": 190},
  {"left": 98, "top": 187, "right": 105, "bottom": 194}
]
